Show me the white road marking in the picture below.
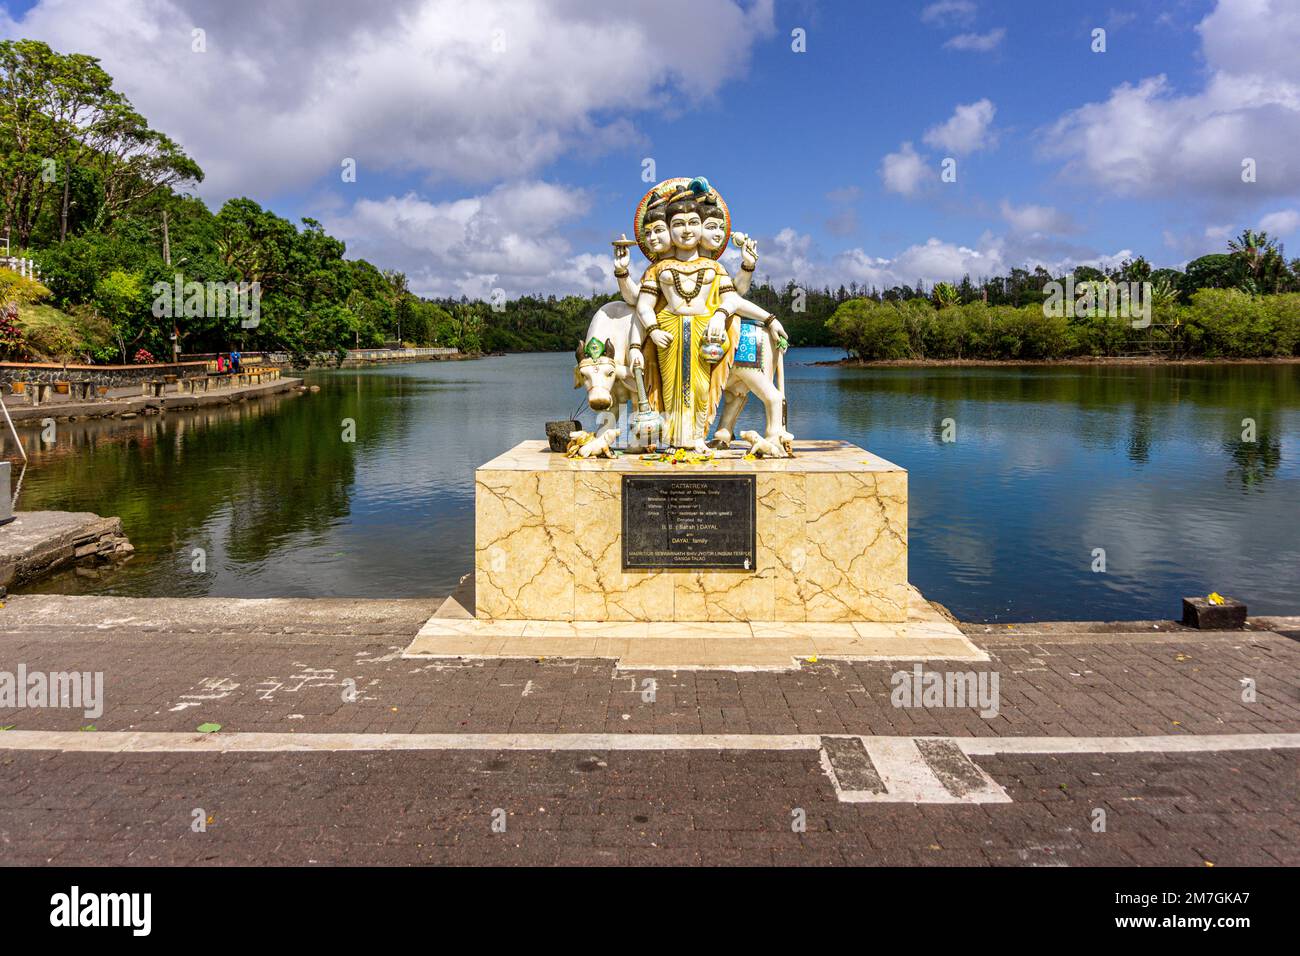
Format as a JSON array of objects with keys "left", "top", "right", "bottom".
[
  {"left": 2, "top": 733, "right": 1289, "bottom": 806},
  {"left": 842, "top": 737, "right": 1011, "bottom": 804},
  {"left": 0, "top": 730, "right": 1295, "bottom": 754},
  {"left": 957, "top": 734, "right": 1300, "bottom": 755},
  {"left": 0, "top": 731, "right": 820, "bottom": 752},
  {"left": 0, "top": 731, "right": 1295, "bottom": 803}
]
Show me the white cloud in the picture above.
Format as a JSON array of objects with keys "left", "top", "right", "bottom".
[
  {"left": 923, "top": 99, "right": 997, "bottom": 155},
  {"left": 999, "top": 200, "right": 1077, "bottom": 235},
  {"left": 1040, "top": 0, "right": 1300, "bottom": 198},
  {"left": 879, "top": 142, "right": 931, "bottom": 197},
  {"left": 744, "top": 229, "right": 1133, "bottom": 292},
  {"left": 1259, "top": 209, "right": 1300, "bottom": 235},
  {"left": 1198, "top": 0, "right": 1300, "bottom": 84},
  {"left": 943, "top": 28, "right": 1005, "bottom": 52},
  {"left": 921, "top": 1, "right": 977, "bottom": 26},
  {"left": 322, "top": 182, "right": 613, "bottom": 299},
  {"left": 2, "top": 0, "right": 775, "bottom": 200}
]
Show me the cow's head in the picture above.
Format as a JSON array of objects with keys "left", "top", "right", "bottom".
[{"left": 574, "top": 336, "right": 618, "bottom": 410}]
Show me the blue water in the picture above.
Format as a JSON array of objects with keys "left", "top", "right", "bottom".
[{"left": 15, "top": 350, "right": 1300, "bottom": 622}]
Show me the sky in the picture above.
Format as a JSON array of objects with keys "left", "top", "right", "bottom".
[{"left": 4, "top": 0, "right": 1300, "bottom": 299}]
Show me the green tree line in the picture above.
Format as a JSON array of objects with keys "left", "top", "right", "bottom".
[{"left": 826, "top": 234, "right": 1300, "bottom": 361}]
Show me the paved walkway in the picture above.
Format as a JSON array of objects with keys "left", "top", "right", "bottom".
[{"left": 1, "top": 595, "right": 1297, "bottom": 865}]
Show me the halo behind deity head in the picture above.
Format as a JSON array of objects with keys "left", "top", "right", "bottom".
[{"left": 634, "top": 176, "right": 730, "bottom": 260}]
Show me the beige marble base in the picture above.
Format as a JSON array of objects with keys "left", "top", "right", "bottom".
[
  {"left": 475, "top": 440, "right": 908, "bottom": 623},
  {"left": 406, "top": 586, "right": 986, "bottom": 671}
]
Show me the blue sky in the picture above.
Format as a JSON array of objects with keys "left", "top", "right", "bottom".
[{"left": 5, "top": 0, "right": 1300, "bottom": 297}]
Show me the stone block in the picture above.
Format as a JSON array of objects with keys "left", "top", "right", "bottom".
[
  {"left": 474, "top": 440, "right": 907, "bottom": 623},
  {"left": 1182, "top": 596, "right": 1247, "bottom": 629}
]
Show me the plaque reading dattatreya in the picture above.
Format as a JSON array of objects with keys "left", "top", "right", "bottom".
[{"left": 622, "top": 475, "right": 756, "bottom": 571}]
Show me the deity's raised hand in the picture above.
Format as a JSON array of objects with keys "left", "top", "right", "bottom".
[
  {"left": 613, "top": 233, "right": 631, "bottom": 271},
  {"left": 741, "top": 237, "right": 758, "bottom": 269}
]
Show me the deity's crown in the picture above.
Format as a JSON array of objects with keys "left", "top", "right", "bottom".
[{"left": 647, "top": 176, "right": 715, "bottom": 210}]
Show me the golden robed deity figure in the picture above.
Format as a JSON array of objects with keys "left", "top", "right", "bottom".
[{"left": 616, "top": 177, "right": 784, "bottom": 453}]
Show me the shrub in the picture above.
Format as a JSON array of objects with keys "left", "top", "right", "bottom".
[
  {"left": 0, "top": 269, "right": 51, "bottom": 307},
  {"left": 0, "top": 302, "right": 30, "bottom": 360},
  {"left": 1185, "top": 289, "right": 1285, "bottom": 357},
  {"left": 827, "top": 299, "right": 912, "bottom": 360}
]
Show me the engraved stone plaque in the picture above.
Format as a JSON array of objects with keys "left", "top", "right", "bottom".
[{"left": 621, "top": 475, "right": 755, "bottom": 570}]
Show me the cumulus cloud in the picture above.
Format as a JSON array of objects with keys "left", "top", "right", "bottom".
[
  {"left": 2, "top": 0, "right": 775, "bottom": 200},
  {"left": 1040, "top": 0, "right": 1300, "bottom": 199},
  {"left": 322, "top": 182, "right": 613, "bottom": 299},
  {"left": 999, "top": 200, "right": 1077, "bottom": 236},
  {"left": 879, "top": 142, "right": 931, "bottom": 197},
  {"left": 1259, "top": 209, "right": 1300, "bottom": 235},
  {"left": 923, "top": 99, "right": 997, "bottom": 155},
  {"left": 744, "top": 229, "right": 1133, "bottom": 292},
  {"left": 943, "top": 28, "right": 1005, "bottom": 52}
]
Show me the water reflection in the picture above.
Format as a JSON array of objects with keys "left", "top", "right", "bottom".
[{"left": 11, "top": 352, "right": 1300, "bottom": 622}]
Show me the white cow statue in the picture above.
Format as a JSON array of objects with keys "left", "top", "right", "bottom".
[
  {"left": 713, "top": 323, "right": 793, "bottom": 456},
  {"left": 574, "top": 301, "right": 793, "bottom": 457},
  {"left": 573, "top": 301, "right": 637, "bottom": 435}
]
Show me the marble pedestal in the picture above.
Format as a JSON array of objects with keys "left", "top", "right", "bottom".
[{"left": 474, "top": 440, "right": 908, "bottom": 624}]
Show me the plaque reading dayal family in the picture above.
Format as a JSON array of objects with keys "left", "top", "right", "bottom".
[{"left": 622, "top": 476, "right": 755, "bottom": 571}]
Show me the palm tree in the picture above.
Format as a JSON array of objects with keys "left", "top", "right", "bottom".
[
  {"left": 1228, "top": 229, "right": 1285, "bottom": 293},
  {"left": 931, "top": 282, "right": 960, "bottom": 309}
]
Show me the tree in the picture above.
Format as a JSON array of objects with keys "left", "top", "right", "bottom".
[
  {"left": 1120, "top": 256, "right": 1152, "bottom": 283},
  {"left": 85, "top": 105, "right": 203, "bottom": 231},
  {"left": 1227, "top": 229, "right": 1287, "bottom": 294},
  {"left": 1182, "top": 253, "right": 1239, "bottom": 296},
  {"left": 0, "top": 39, "right": 201, "bottom": 245},
  {"left": 93, "top": 268, "right": 145, "bottom": 362},
  {"left": 931, "top": 282, "right": 959, "bottom": 309}
]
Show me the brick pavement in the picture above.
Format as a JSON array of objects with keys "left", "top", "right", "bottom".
[
  {"left": 1, "top": 595, "right": 1297, "bottom": 865},
  {"left": 1, "top": 749, "right": 1294, "bottom": 866}
]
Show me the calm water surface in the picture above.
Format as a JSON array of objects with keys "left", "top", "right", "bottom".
[{"left": 12, "top": 349, "right": 1299, "bottom": 622}]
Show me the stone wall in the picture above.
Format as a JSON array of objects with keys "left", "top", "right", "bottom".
[{"left": 0, "top": 361, "right": 209, "bottom": 388}]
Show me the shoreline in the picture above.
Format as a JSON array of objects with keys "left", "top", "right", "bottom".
[{"left": 6, "top": 375, "right": 302, "bottom": 425}]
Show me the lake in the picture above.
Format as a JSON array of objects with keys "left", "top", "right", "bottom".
[{"left": 10, "top": 349, "right": 1299, "bottom": 622}]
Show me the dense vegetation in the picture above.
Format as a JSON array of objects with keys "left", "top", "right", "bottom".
[
  {"left": 0, "top": 39, "right": 470, "bottom": 365},
  {"left": 828, "top": 289, "right": 1300, "bottom": 361},
  {"left": 826, "top": 231, "right": 1300, "bottom": 361}
]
